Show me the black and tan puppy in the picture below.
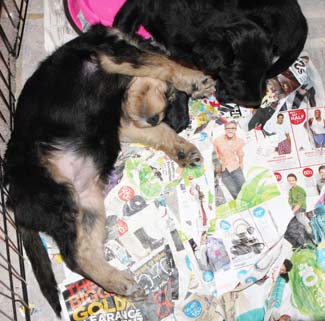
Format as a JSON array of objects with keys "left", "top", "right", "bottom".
[
  {"left": 4, "top": 25, "right": 214, "bottom": 316},
  {"left": 114, "top": 0, "right": 307, "bottom": 105}
]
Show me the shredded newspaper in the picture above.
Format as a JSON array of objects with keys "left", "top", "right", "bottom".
[{"left": 34, "top": 55, "right": 325, "bottom": 321}]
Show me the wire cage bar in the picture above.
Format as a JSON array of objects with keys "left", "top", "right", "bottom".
[{"left": 0, "top": 1, "right": 30, "bottom": 320}]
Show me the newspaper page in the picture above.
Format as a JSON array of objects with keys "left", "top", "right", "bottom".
[
  {"left": 57, "top": 94, "right": 295, "bottom": 321},
  {"left": 247, "top": 54, "right": 325, "bottom": 321},
  {"left": 244, "top": 52, "right": 325, "bottom": 131},
  {"left": 56, "top": 54, "right": 325, "bottom": 321}
]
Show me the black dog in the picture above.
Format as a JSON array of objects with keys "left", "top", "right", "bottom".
[
  {"left": 228, "top": 0, "right": 308, "bottom": 79},
  {"left": 114, "top": 0, "right": 308, "bottom": 106},
  {"left": 4, "top": 25, "right": 214, "bottom": 316}
]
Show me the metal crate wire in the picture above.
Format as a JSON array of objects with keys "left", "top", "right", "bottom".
[{"left": 0, "top": 1, "right": 31, "bottom": 321}]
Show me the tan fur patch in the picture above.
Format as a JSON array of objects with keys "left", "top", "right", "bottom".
[
  {"left": 74, "top": 178, "right": 140, "bottom": 296},
  {"left": 123, "top": 77, "right": 167, "bottom": 128},
  {"left": 97, "top": 52, "right": 212, "bottom": 96}
]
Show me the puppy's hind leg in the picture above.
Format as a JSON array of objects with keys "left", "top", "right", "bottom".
[
  {"left": 45, "top": 149, "right": 144, "bottom": 299},
  {"left": 75, "top": 179, "right": 145, "bottom": 298}
]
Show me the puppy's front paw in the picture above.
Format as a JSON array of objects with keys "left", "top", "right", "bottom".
[
  {"left": 172, "top": 69, "right": 215, "bottom": 98},
  {"left": 191, "top": 74, "right": 216, "bottom": 99},
  {"left": 177, "top": 146, "right": 202, "bottom": 168},
  {"left": 167, "top": 137, "right": 203, "bottom": 167}
]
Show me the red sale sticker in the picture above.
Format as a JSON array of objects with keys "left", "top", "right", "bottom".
[
  {"left": 118, "top": 186, "right": 135, "bottom": 201},
  {"left": 303, "top": 167, "right": 314, "bottom": 178},
  {"left": 117, "top": 219, "right": 128, "bottom": 236},
  {"left": 274, "top": 172, "right": 282, "bottom": 182},
  {"left": 210, "top": 100, "right": 220, "bottom": 108},
  {"left": 289, "top": 109, "right": 306, "bottom": 125}
]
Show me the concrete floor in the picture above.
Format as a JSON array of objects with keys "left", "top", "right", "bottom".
[
  {"left": 2, "top": 0, "right": 325, "bottom": 320},
  {"left": 299, "top": 0, "right": 325, "bottom": 85}
]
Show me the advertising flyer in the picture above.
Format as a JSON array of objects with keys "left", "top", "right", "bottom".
[{"left": 56, "top": 55, "right": 325, "bottom": 321}]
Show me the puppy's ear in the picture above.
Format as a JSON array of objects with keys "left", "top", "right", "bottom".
[
  {"left": 163, "top": 91, "right": 190, "bottom": 133},
  {"left": 229, "top": 22, "right": 271, "bottom": 54}
]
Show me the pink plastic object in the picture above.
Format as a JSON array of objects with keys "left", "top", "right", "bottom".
[{"left": 65, "top": 0, "right": 151, "bottom": 39}]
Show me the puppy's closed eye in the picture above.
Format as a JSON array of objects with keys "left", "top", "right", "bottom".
[{"left": 146, "top": 114, "right": 160, "bottom": 126}]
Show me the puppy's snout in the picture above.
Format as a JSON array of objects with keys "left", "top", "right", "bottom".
[{"left": 146, "top": 114, "right": 160, "bottom": 126}]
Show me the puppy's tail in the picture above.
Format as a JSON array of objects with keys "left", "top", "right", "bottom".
[{"left": 20, "top": 228, "right": 62, "bottom": 317}]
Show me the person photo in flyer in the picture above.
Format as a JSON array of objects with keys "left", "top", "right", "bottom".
[
  {"left": 316, "top": 165, "right": 325, "bottom": 195},
  {"left": 269, "top": 69, "right": 302, "bottom": 112},
  {"left": 266, "top": 260, "right": 292, "bottom": 305},
  {"left": 253, "top": 53, "right": 325, "bottom": 122},
  {"left": 287, "top": 173, "right": 312, "bottom": 234},
  {"left": 291, "top": 55, "right": 316, "bottom": 109},
  {"left": 305, "top": 108, "right": 325, "bottom": 148},
  {"left": 293, "top": 52, "right": 325, "bottom": 108},
  {"left": 264, "top": 113, "right": 292, "bottom": 155},
  {"left": 212, "top": 150, "right": 227, "bottom": 206},
  {"left": 213, "top": 121, "right": 245, "bottom": 199},
  {"left": 292, "top": 55, "right": 316, "bottom": 109},
  {"left": 247, "top": 70, "right": 300, "bottom": 130}
]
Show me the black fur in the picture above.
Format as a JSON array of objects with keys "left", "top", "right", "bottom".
[
  {"left": 20, "top": 228, "right": 62, "bottom": 314},
  {"left": 114, "top": 0, "right": 308, "bottom": 105},
  {"left": 163, "top": 90, "right": 190, "bottom": 133},
  {"left": 5, "top": 25, "right": 122, "bottom": 315},
  {"left": 233, "top": 0, "right": 308, "bottom": 79},
  {"left": 4, "top": 24, "right": 189, "bottom": 316}
]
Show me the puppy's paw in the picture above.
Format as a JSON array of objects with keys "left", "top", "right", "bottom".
[
  {"left": 191, "top": 74, "right": 216, "bottom": 99},
  {"left": 112, "top": 270, "right": 146, "bottom": 299},
  {"left": 172, "top": 69, "right": 215, "bottom": 98},
  {"left": 167, "top": 137, "right": 203, "bottom": 167}
]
